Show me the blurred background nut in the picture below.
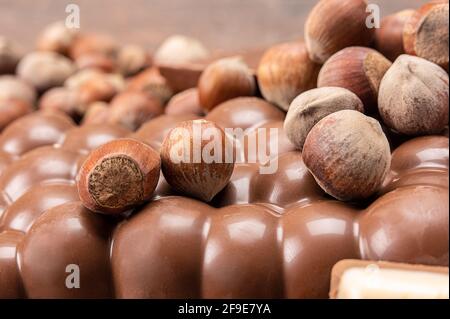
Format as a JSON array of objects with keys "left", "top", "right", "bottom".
[
  {"left": 127, "top": 67, "right": 174, "bottom": 105},
  {"left": 36, "top": 21, "right": 78, "bottom": 55},
  {"left": 165, "top": 88, "right": 204, "bottom": 116},
  {"left": 284, "top": 87, "right": 364, "bottom": 151},
  {"left": 75, "top": 53, "right": 117, "bottom": 73},
  {"left": 0, "top": 99, "right": 33, "bottom": 131},
  {"left": 374, "top": 9, "right": 415, "bottom": 61},
  {"left": 304, "top": 0, "right": 375, "bottom": 64},
  {"left": 317, "top": 47, "right": 392, "bottom": 113},
  {"left": 0, "top": 36, "right": 22, "bottom": 74},
  {"left": 154, "top": 35, "right": 210, "bottom": 66},
  {"left": 38, "top": 87, "right": 82, "bottom": 121},
  {"left": 403, "top": 1, "right": 449, "bottom": 71},
  {"left": 69, "top": 33, "right": 119, "bottom": 60},
  {"left": 303, "top": 110, "right": 391, "bottom": 201},
  {"left": 0, "top": 75, "right": 37, "bottom": 105},
  {"left": 81, "top": 102, "right": 110, "bottom": 126},
  {"left": 198, "top": 56, "right": 256, "bottom": 112},
  {"left": 378, "top": 54, "right": 449, "bottom": 135},
  {"left": 257, "top": 41, "right": 320, "bottom": 111},
  {"left": 117, "top": 44, "right": 151, "bottom": 77},
  {"left": 108, "top": 91, "right": 164, "bottom": 131},
  {"left": 17, "top": 51, "right": 75, "bottom": 92}
]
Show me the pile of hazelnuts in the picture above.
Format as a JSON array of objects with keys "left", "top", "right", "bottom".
[{"left": 1, "top": 0, "right": 448, "bottom": 215}]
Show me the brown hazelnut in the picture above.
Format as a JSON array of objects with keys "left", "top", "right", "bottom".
[
  {"left": 303, "top": 110, "right": 391, "bottom": 201},
  {"left": 81, "top": 102, "right": 110, "bottom": 126},
  {"left": 378, "top": 54, "right": 449, "bottom": 135},
  {"left": 0, "top": 36, "right": 22, "bottom": 74},
  {"left": 257, "top": 41, "right": 320, "bottom": 111},
  {"left": 108, "top": 91, "right": 164, "bottom": 131},
  {"left": 304, "top": 0, "right": 375, "bottom": 64},
  {"left": 75, "top": 53, "right": 117, "bottom": 73},
  {"left": 76, "top": 138, "right": 160, "bottom": 214},
  {"left": 198, "top": 57, "right": 256, "bottom": 112},
  {"left": 38, "top": 87, "right": 82, "bottom": 121},
  {"left": 0, "top": 99, "right": 33, "bottom": 131},
  {"left": 36, "top": 21, "right": 78, "bottom": 55},
  {"left": 154, "top": 35, "right": 210, "bottom": 66},
  {"left": 284, "top": 87, "right": 364, "bottom": 150},
  {"left": 69, "top": 33, "right": 118, "bottom": 60},
  {"left": 117, "top": 44, "right": 151, "bottom": 77},
  {"left": 127, "top": 67, "right": 174, "bottom": 105},
  {"left": 0, "top": 75, "right": 37, "bottom": 105},
  {"left": 165, "top": 88, "right": 204, "bottom": 116},
  {"left": 17, "top": 51, "right": 75, "bottom": 92},
  {"left": 317, "top": 47, "right": 392, "bottom": 113},
  {"left": 160, "top": 119, "right": 235, "bottom": 202},
  {"left": 374, "top": 10, "right": 415, "bottom": 61},
  {"left": 403, "top": 1, "right": 449, "bottom": 70}
]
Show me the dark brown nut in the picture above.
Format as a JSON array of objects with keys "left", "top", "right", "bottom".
[
  {"left": 198, "top": 57, "right": 256, "bottom": 112},
  {"left": 81, "top": 102, "right": 110, "bottom": 126},
  {"left": 154, "top": 35, "right": 210, "bottom": 65},
  {"left": 36, "top": 21, "right": 78, "bottom": 55},
  {"left": 0, "top": 75, "right": 37, "bottom": 105},
  {"left": 378, "top": 54, "right": 449, "bottom": 135},
  {"left": 303, "top": 110, "right": 391, "bottom": 201},
  {"left": 17, "top": 52, "right": 75, "bottom": 92},
  {"left": 165, "top": 88, "right": 204, "bottom": 116},
  {"left": 257, "top": 41, "right": 320, "bottom": 111},
  {"left": 75, "top": 53, "right": 117, "bottom": 73},
  {"left": 160, "top": 119, "right": 235, "bottom": 202},
  {"left": 284, "top": 87, "right": 364, "bottom": 151},
  {"left": 108, "top": 91, "right": 164, "bottom": 131},
  {"left": 374, "top": 9, "right": 415, "bottom": 61},
  {"left": 317, "top": 47, "right": 392, "bottom": 113},
  {"left": 69, "top": 33, "right": 118, "bottom": 60},
  {"left": 38, "top": 87, "right": 82, "bottom": 120},
  {"left": 127, "top": 67, "right": 174, "bottom": 105},
  {"left": 76, "top": 138, "right": 160, "bottom": 214},
  {"left": 0, "top": 99, "right": 33, "bottom": 131},
  {"left": 403, "top": 1, "right": 449, "bottom": 71},
  {"left": 304, "top": 0, "right": 375, "bottom": 64},
  {"left": 117, "top": 44, "right": 151, "bottom": 77},
  {"left": 0, "top": 36, "right": 22, "bottom": 74}
]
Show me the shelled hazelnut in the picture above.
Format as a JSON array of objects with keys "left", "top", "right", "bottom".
[
  {"left": 38, "top": 87, "right": 82, "bottom": 121},
  {"left": 81, "top": 102, "right": 110, "bottom": 126},
  {"left": 303, "top": 110, "right": 391, "bottom": 201},
  {"left": 0, "top": 76, "right": 37, "bottom": 105},
  {"left": 305, "top": 0, "right": 375, "bottom": 64},
  {"left": 257, "top": 41, "right": 320, "bottom": 111},
  {"left": 160, "top": 119, "right": 235, "bottom": 202},
  {"left": 165, "top": 88, "right": 204, "bottom": 116},
  {"left": 69, "top": 33, "right": 118, "bottom": 60},
  {"left": 75, "top": 53, "right": 117, "bottom": 73},
  {"left": 36, "top": 21, "right": 78, "bottom": 55},
  {"left": 0, "top": 37, "right": 22, "bottom": 74},
  {"left": 117, "top": 44, "right": 151, "bottom": 77},
  {"left": 154, "top": 35, "right": 210, "bottom": 66},
  {"left": 284, "top": 87, "right": 364, "bottom": 151},
  {"left": 108, "top": 91, "right": 164, "bottom": 131},
  {"left": 378, "top": 54, "right": 449, "bottom": 135},
  {"left": 76, "top": 138, "right": 160, "bottom": 214},
  {"left": 127, "top": 67, "right": 174, "bottom": 105},
  {"left": 198, "top": 57, "right": 256, "bottom": 112},
  {"left": 317, "top": 47, "right": 392, "bottom": 113},
  {"left": 17, "top": 51, "right": 76, "bottom": 92},
  {"left": 374, "top": 10, "right": 415, "bottom": 61},
  {"left": 403, "top": 1, "right": 449, "bottom": 70}
]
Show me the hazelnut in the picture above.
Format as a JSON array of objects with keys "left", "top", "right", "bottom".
[
  {"left": 154, "top": 35, "right": 210, "bottom": 65},
  {"left": 317, "top": 47, "right": 392, "bottom": 113},
  {"left": 160, "top": 119, "right": 235, "bottom": 202},
  {"left": 0, "top": 75, "right": 37, "bottom": 105},
  {"left": 36, "top": 21, "right": 78, "bottom": 55},
  {"left": 403, "top": 1, "right": 449, "bottom": 70},
  {"left": 284, "top": 87, "right": 364, "bottom": 150},
  {"left": 127, "top": 67, "right": 174, "bottom": 105},
  {"left": 165, "top": 88, "right": 204, "bottom": 116},
  {"left": 257, "top": 41, "right": 320, "bottom": 111},
  {"left": 69, "top": 33, "right": 118, "bottom": 60},
  {"left": 117, "top": 44, "right": 151, "bottom": 77},
  {"left": 304, "top": 0, "right": 375, "bottom": 64},
  {"left": 81, "top": 102, "right": 110, "bottom": 126},
  {"left": 75, "top": 53, "right": 117, "bottom": 73},
  {"left": 378, "top": 54, "right": 449, "bottom": 135},
  {"left": 303, "top": 110, "right": 391, "bottom": 201},
  {"left": 108, "top": 91, "right": 164, "bottom": 131},
  {"left": 374, "top": 10, "right": 415, "bottom": 61},
  {"left": 76, "top": 138, "right": 160, "bottom": 214},
  {"left": 0, "top": 99, "right": 33, "bottom": 131},
  {"left": 38, "top": 87, "right": 82, "bottom": 121},
  {"left": 0, "top": 36, "right": 22, "bottom": 74},
  {"left": 198, "top": 57, "right": 256, "bottom": 112},
  {"left": 17, "top": 51, "right": 75, "bottom": 92}
]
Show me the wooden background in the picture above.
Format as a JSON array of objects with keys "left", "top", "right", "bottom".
[{"left": 0, "top": 0, "right": 428, "bottom": 52}]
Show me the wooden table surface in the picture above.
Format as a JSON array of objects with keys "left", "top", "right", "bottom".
[{"left": 0, "top": 0, "right": 428, "bottom": 52}]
